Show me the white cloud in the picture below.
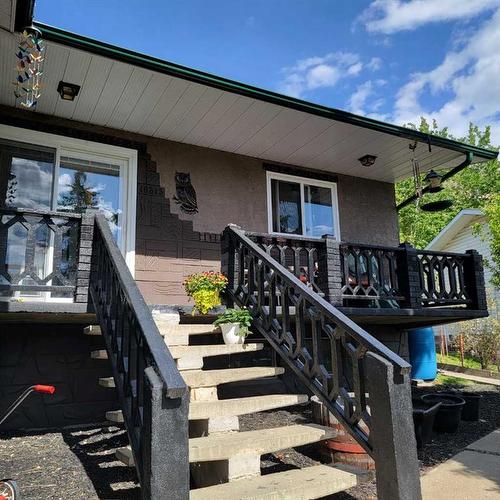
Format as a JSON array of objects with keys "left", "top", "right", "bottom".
[
  {"left": 359, "top": 0, "right": 500, "bottom": 34},
  {"left": 278, "top": 52, "right": 363, "bottom": 97},
  {"left": 348, "top": 79, "right": 388, "bottom": 118},
  {"left": 393, "top": 8, "right": 500, "bottom": 142},
  {"left": 367, "top": 57, "right": 382, "bottom": 71}
]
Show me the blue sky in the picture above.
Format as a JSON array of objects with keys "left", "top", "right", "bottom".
[{"left": 36, "top": 0, "right": 500, "bottom": 144}]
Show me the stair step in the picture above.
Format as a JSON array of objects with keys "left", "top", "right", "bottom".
[
  {"left": 106, "top": 410, "right": 124, "bottom": 423},
  {"left": 189, "top": 394, "right": 308, "bottom": 420},
  {"left": 91, "top": 349, "right": 108, "bottom": 360},
  {"left": 116, "top": 446, "right": 134, "bottom": 467},
  {"left": 182, "top": 367, "right": 284, "bottom": 388},
  {"left": 99, "top": 377, "right": 115, "bottom": 388},
  {"left": 169, "top": 343, "right": 264, "bottom": 359},
  {"left": 84, "top": 325, "right": 101, "bottom": 336},
  {"left": 189, "top": 424, "right": 335, "bottom": 462},
  {"left": 156, "top": 323, "right": 220, "bottom": 336},
  {"left": 190, "top": 464, "right": 367, "bottom": 500}
]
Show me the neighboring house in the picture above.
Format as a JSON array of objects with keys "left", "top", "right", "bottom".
[
  {"left": 427, "top": 209, "right": 499, "bottom": 334},
  {"left": 0, "top": 2, "right": 498, "bottom": 499}
]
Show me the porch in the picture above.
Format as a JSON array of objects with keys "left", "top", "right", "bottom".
[{"left": 0, "top": 207, "right": 488, "bottom": 328}]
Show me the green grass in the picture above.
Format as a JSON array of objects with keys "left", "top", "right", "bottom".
[
  {"left": 436, "top": 352, "right": 499, "bottom": 372},
  {"left": 435, "top": 374, "right": 474, "bottom": 386}
]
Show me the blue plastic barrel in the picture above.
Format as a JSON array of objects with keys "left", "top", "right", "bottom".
[{"left": 408, "top": 327, "right": 437, "bottom": 381}]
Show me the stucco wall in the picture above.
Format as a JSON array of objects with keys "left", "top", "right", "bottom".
[{"left": 0, "top": 107, "right": 400, "bottom": 305}]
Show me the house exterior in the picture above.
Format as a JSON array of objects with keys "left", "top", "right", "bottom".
[
  {"left": 427, "top": 209, "right": 499, "bottom": 333},
  {"left": 0, "top": 2, "right": 498, "bottom": 499}
]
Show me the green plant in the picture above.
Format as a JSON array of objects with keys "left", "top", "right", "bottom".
[
  {"left": 184, "top": 271, "right": 227, "bottom": 314},
  {"left": 213, "top": 308, "right": 252, "bottom": 337}
]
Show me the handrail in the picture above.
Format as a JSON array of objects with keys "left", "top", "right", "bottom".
[
  {"left": 92, "top": 213, "right": 186, "bottom": 398},
  {"left": 222, "top": 224, "right": 421, "bottom": 499},
  {"left": 0, "top": 206, "right": 82, "bottom": 219},
  {"left": 89, "top": 212, "right": 189, "bottom": 498}
]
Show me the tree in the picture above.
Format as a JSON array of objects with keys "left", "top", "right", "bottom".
[
  {"left": 59, "top": 171, "right": 98, "bottom": 213},
  {"left": 396, "top": 118, "right": 500, "bottom": 287},
  {"left": 459, "top": 315, "right": 500, "bottom": 369}
]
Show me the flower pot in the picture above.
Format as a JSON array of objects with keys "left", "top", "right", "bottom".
[
  {"left": 439, "top": 391, "right": 482, "bottom": 422},
  {"left": 220, "top": 323, "right": 244, "bottom": 345},
  {"left": 421, "top": 394, "right": 465, "bottom": 433}
]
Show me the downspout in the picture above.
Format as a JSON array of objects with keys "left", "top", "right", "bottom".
[{"left": 397, "top": 151, "right": 474, "bottom": 211}]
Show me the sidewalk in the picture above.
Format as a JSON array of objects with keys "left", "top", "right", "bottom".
[
  {"left": 439, "top": 368, "right": 500, "bottom": 387},
  {"left": 421, "top": 429, "right": 500, "bottom": 499}
]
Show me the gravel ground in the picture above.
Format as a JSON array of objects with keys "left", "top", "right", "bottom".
[{"left": 1, "top": 380, "right": 499, "bottom": 499}]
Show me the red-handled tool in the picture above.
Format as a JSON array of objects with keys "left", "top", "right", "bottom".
[{"left": 0, "top": 384, "right": 56, "bottom": 426}]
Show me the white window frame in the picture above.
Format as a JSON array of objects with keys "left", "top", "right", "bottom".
[
  {"left": 266, "top": 171, "right": 341, "bottom": 240},
  {"left": 0, "top": 124, "right": 138, "bottom": 277}
]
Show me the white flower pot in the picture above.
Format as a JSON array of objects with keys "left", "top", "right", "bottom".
[{"left": 220, "top": 323, "right": 244, "bottom": 345}]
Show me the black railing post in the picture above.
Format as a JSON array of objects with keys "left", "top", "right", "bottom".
[
  {"left": 464, "top": 249, "right": 488, "bottom": 310},
  {"left": 142, "top": 367, "right": 190, "bottom": 499},
  {"left": 366, "top": 352, "right": 422, "bottom": 500},
  {"left": 397, "top": 243, "right": 422, "bottom": 309},
  {"left": 317, "top": 234, "right": 343, "bottom": 306},
  {"left": 221, "top": 224, "right": 239, "bottom": 308},
  {"left": 74, "top": 209, "right": 97, "bottom": 304}
]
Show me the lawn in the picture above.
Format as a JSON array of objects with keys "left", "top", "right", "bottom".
[
  {"left": 436, "top": 352, "right": 500, "bottom": 372},
  {"left": 434, "top": 373, "right": 474, "bottom": 386}
]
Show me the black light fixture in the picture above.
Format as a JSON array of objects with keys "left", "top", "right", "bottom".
[
  {"left": 358, "top": 154, "right": 377, "bottom": 167},
  {"left": 423, "top": 169, "right": 443, "bottom": 192},
  {"left": 57, "top": 81, "right": 80, "bottom": 101}
]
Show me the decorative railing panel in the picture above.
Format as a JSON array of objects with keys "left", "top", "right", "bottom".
[
  {"left": 0, "top": 207, "right": 80, "bottom": 296},
  {"left": 339, "top": 243, "right": 405, "bottom": 305},
  {"left": 417, "top": 250, "right": 471, "bottom": 306},
  {"left": 89, "top": 213, "right": 189, "bottom": 498},
  {"left": 222, "top": 225, "right": 421, "bottom": 499}
]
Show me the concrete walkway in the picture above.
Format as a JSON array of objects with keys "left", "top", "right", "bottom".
[
  {"left": 439, "top": 368, "right": 500, "bottom": 386},
  {"left": 421, "top": 429, "right": 500, "bottom": 499}
]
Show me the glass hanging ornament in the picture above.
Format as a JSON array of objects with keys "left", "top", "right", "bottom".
[
  {"left": 13, "top": 26, "right": 44, "bottom": 109},
  {"left": 409, "top": 141, "right": 422, "bottom": 206}
]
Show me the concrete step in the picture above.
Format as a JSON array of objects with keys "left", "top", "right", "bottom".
[
  {"left": 99, "top": 377, "right": 115, "bottom": 388},
  {"left": 159, "top": 324, "right": 222, "bottom": 346},
  {"left": 189, "top": 423, "right": 335, "bottom": 463},
  {"left": 115, "top": 446, "right": 134, "bottom": 467},
  {"left": 189, "top": 394, "right": 308, "bottom": 420},
  {"left": 190, "top": 464, "right": 368, "bottom": 500},
  {"left": 91, "top": 349, "right": 108, "bottom": 360},
  {"left": 182, "top": 367, "right": 284, "bottom": 388},
  {"left": 84, "top": 325, "right": 101, "bottom": 336},
  {"left": 169, "top": 343, "right": 264, "bottom": 359},
  {"left": 106, "top": 410, "right": 124, "bottom": 423}
]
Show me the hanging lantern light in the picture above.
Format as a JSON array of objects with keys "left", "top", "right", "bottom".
[
  {"left": 13, "top": 25, "right": 44, "bottom": 109},
  {"left": 423, "top": 169, "right": 443, "bottom": 192}
]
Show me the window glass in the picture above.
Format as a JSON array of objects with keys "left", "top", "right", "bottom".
[
  {"left": 304, "top": 184, "right": 334, "bottom": 237},
  {"left": 271, "top": 178, "right": 302, "bottom": 234},
  {"left": 57, "top": 156, "right": 121, "bottom": 241}
]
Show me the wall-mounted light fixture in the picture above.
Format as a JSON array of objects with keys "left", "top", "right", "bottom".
[
  {"left": 358, "top": 154, "right": 377, "bottom": 167},
  {"left": 57, "top": 81, "right": 80, "bottom": 101},
  {"left": 423, "top": 169, "right": 443, "bottom": 192}
]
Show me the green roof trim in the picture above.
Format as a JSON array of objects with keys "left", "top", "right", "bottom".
[{"left": 34, "top": 21, "right": 498, "bottom": 162}]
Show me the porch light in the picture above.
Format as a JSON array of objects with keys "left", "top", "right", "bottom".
[
  {"left": 57, "top": 81, "right": 80, "bottom": 101},
  {"left": 358, "top": 154, "right": 377, "bottom": 167},
  {"left": 423, "top": 169, "right": 442, "bottom": 192}
]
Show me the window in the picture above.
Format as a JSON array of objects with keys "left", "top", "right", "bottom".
[{"left": 267, "top": 171, "right": 340, "bottom": 239}]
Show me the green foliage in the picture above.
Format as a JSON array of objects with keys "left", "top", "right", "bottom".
[
  {"left": 458, "top": 316, "right": 500, "bottom": 369},
  {"left": 214, "top": 308, "right": 252, "bottom": 337},
  {"left": 59, "top": 171, "right": 98, "bottom": 212},
  {"left": 184, "top": 272, "right": 227, "bottom": 314},
  {"left": 396, "top": 118, "right": 500, "bottom": 287}
]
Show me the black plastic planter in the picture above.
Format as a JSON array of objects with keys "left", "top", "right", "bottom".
[
  {"left": 440, "top": 391, "right": 482, "bottom": 421},
  {"left": 412, "top": 398, "right": 442, "bottom": 449},
  {"left": 421, "top": 394, "right": 465, "bottom": 433}
]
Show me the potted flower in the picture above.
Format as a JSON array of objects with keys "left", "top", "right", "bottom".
[
  {"left": 213, "top": 308, "right": 252, "bottom": 345},
  {"left": 184, "top": 271, "right": 228, "bottom": 315}
]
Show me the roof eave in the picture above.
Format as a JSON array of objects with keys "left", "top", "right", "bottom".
[{"left": 33, "top": 21, "right": 499, "bottom": 164}]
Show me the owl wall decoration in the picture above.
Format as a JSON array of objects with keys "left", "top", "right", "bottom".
[{"left": 173, "top": 172, "right": 198, "bottom": 214}]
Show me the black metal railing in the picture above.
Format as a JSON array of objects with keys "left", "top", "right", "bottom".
[
  {"left": 221, "top": 224, "right": 422, "bottom": 500},
  {"left": 0, "top": 207, "right": 80, "bottom": 296},
  {"left": 89, "top": 213, "right": 189, "bottom": 499}
]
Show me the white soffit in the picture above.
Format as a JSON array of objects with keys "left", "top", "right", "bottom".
[{"left": 0, "top": 31, "right": 491, "bottom": 183}]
